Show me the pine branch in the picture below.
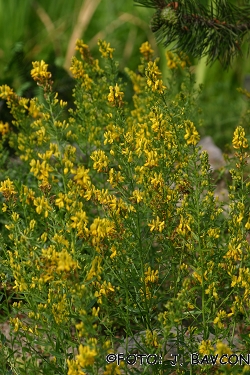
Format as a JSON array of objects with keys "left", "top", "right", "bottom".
[{"left": 134, "top": 0, "right": 250, "bottom": 67}]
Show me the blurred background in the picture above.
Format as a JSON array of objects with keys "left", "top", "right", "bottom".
[{"left": 0, "top": 0, "right": 249, "bottom": 150}]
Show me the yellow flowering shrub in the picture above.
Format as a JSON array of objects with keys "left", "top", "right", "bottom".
[{"left": 0, "top": 39, "right": 250, "bottom": 375}]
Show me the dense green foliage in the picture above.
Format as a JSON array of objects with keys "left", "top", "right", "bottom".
[{"left": 0, "top": 37, "right": 250, "bottom": 375}]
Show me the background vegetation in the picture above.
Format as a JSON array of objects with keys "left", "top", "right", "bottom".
[{"left": 0, "top": 0, "right": 249, "bottom": 149}]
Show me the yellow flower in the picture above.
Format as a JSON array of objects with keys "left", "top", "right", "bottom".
[
  {"left": 130, "top": 189, "right": 144, "bottom": 203},
  {"left": 245, "top": 218, "right": 250, "bottom": 229},
  {"left": 70, "top": 210, "right": 88, "bottom": 236},
  {"left": 193, "top": 271, "right": 202, "bottom": 284},
  {"left": 55, "top": 193, "right": 65, "bottom": 209},
  {"left": 144, "top": 150, "right": 159, "bottom": 167},
  {"left": 176, "top": 214, "right": 192, "bottom": 236},
  {"left": 90, "top": 150, "right": 109, "bottom": 172},
  {"left": 73, "top": 166, "right": 90, "bottom": 187},
  {"left": 90, "top": 217, "right": 114, "bottom": 246},
  {"left": 10, "top": 317, "right": 20, "bottom": 332},
  {"left": 29, "top": 97, "right": 42, "bottom": 118},
  {"left": 232, "top": 126, "right": 248, "bottom": 149},
  {"left": 213, "top": 310, "right": 227, "bottom": 328},
  {"left": 0, "top": 121, "right": 9, "bottom": 135},
  {"left": 107, "top": 168, "right": 124, "bottom": 187},
  {"left": 146, "top": 60, "right": 166, "bottom": 93},
  {"left": 184, "top": 120, "right": 200, "bottom": 145},
  {"left": 31, "top": 60, "right": 52, "bottom": 82},
  {"left": 150, "top": 172, "right": 165, "bottom": 189},
  {"left": 92, "top": 306, "right": 100, "bottom": 317},
  {"left": 215, "top": 341, "right": 232, "bottom": 356},
  {"left": 207, "top": 228, "right": 220, "bottom": 239},
  {"left": 51, "top": 293, "right": 69, "bottom": 324},
  {"left": 98, "top": 40, "right": 115, "bottom": 59},
  {"left": 86, "top": 256, "right": 102, "bottom": 281},
  {"left": 103, "top": 363, "right": 122, "bottom": 375},
  {"left": 21, "top": 186, "right": 35, "bottom": 205},
  {"left": 33, "top": 196, "right": 52, "bottom": 217},
  {"left": 95, "top": 281, "right": 115, "bottom": 303},
  {"left": 143, "top": 267, "right": 159, "bottom": 284},
  {"left": 0, "top": 178, "right": 17, "bottom": 200},
  {"left": 75, "top": 39, "right": 91, "bottom": 60},
  {"left": 139, "top": 41, "right": 154, "bottom": 60},
  {"left": 227, "top": 306, "right": 236, "bottom": 317},
  {"left": 205, "top": 282, "right": 218, "bottom": 299},
  {"left": 145, "top": 329, "right": 159, "bottom": 348},
  {"left": 104, "top": 126, "right": 120, "bottom": 145},
  {"left": 2, "top": 203, "right": 7, "bottom": 212},
  {"left": 108, "top": 84, "right": 124, "bottom": 107},
  {"left": 76, "top": 344, "right": 97, "bottom": 367},
  {"left": 224, "top": 241, "right": 242, "bottom": 262},
  {"left": 75, "top": 321, "right": 85, "bottom": 338},
  {"left": 110, "top": 246, "right": 117, "bottom": 259},
  {"left": 70, "top": 57, "right": 85, "bottom": 79},
  {"left": 199, "top": 340, "right": 214, "bottom": 355},
  {"left": 67, "top": 359, "right": 86, "bottom": 375},
  {"left": 0, "top": 84, "right": 14, "bottom": 100},
  {"left": 56, "top": 249, "right": 78, "bottom": 272},
  {"left": 166, "top": 51, "right": 189, "bottom": 70},
  {"left": 31, "top": 126, "right": 49, "bottom": 146},
  {"left": 11, "top": 212, "right": 19, "bottom": 222},
  {"left": 30, "top": 158, "right": 53, "bottom": 181},
  {"left": 148, "top": 216, "right": 165, "bottom": 233}
]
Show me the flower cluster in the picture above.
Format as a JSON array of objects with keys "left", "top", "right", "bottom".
[
  {"left": 98, "top": 39, "right": 115, "bottom": 59},
  {"left": 139, "top": 41, "right": 154, "bottom": 60},
  {"left": 0, "top": 178, "right": 17, "bottom": 201},
  {"left": 0, "top": 121, "right": 9, "bottom": 136},
  {"left": 145, "top": 60, "right": 166, "bottom": 93},
  {"left": 31, "top": 60, "right": 53, "bottom": 91},
  {"left": 107, "top": 83, "right": 124, "bottom": 107},
  {"left": 0, "top": 84, "right": 15, "bottom": 100},
  {"left": 184, "top": 119, "right": 200, "bottom": 145},
  {"left": 232, "top": 126, "right": 248, "bottom": 149},
  {"left": 166, "top": 50, "right": 190, "bottom": 70}
]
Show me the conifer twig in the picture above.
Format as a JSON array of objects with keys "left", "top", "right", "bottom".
[{"left": 134, "top": 0, "right": 250, "bottom": 67}]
